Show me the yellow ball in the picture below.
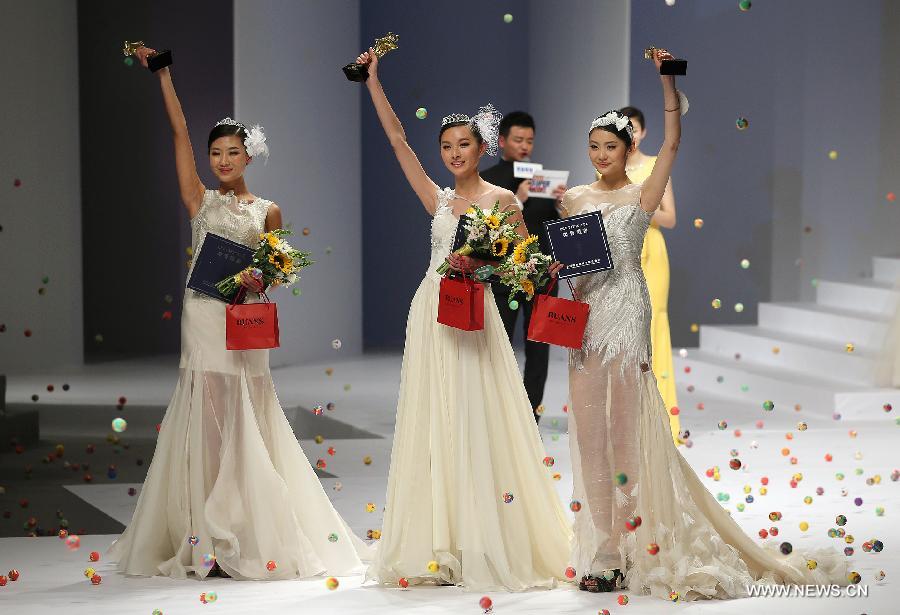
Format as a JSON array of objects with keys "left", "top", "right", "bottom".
[
  {"left": 690, "top": 323, "right": 699, "bottom": 333},
  {"left": 799, "top": 521, "right": 809, "bottom": 531},
  {"left": 807, "top": 559, "right": 818, "bottom": 570},
  {"left": 711, "top": 298, "right": 722, "bottom": 309},
  {"left": 314, "top": 435, "right": 324, "bottom": 444},
  {"left": 366, "top": 503, "right": 376, "bottom": 513},
  {"left": 759, "top": 487, "right": 768, "bottom": 495},
  {"left": 828, "top": 150, "right": 838, "bottom": 160},
  {"left": 427, "top": 560, "right": 439, "bottom": 573},
  {"left": 693, "top": 218, "right": 704, "bottom": 229},
  {"left": 845, "top": 342, "right": 855, "bottom": 353},
  {"left": 84, "top": 567, "right": 96, "bottom": 578},
  {"left": 363, "top": 456, "right": 373, "bottom": 465},
  {"left": 325, "top": 577, "right": 339, "bottom": 590}
]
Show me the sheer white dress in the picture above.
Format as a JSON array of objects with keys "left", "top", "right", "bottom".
[
  {"left": 365, "top": 187, "right": 573, "bottom": 592},
  {"left": 563, "top": 183, "right": 849, "bottom": 600},
  {"left": 109, "top": 189, "right": 373, "bottom": 580}
]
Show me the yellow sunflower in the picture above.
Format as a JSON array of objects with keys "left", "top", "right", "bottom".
[
  {"left": 266, "top": 234, "right": 279, "bottom": 249},
  {"left": 521, "top": 279, "right": 535, "bottom": 297},
  {"left": 268, "top": 252, "right": 293, "bottom": 273},
  {"left": 486, "top": 214, "right": 501, "bottom": 229},
  {"left": 491, "top": 238, "right": 510, "bottom": 257},
  {"left": 512, "top": 245, "right": 527, "bottom": 264}
]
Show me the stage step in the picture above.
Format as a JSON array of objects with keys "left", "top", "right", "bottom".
[
  {"left": 815, "top": 278, "right": 899, "bottom": 316},
  {"left": 758, "top": 301, "right": 888, "bottom": 351},
  {"left": 872, "top": 256, "right": 900, "bottom": 284},
  {"left": 698, "top": 324, "right": 875, "bottom": 386},
  {"left": 673, "top": 350, "right": 869, "bottom": 416}
]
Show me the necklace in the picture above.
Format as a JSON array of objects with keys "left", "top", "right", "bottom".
[{"left": 452, "top": 186, "right": 493, "bottom": 207}]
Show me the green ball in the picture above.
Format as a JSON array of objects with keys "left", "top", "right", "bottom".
[
  {"left": 739, "top": 0, "right": 751, "bottom": 11},
  {"left": 503, "top": 13, "right": 514, "bottom": 23},
  {"left": 763, "top": 400, "right": 775, "bottom": 412},
  {"left": 123, "top": 57, "right": 134, "bottom": 67},
  {"left": 740, "top": 258, "right": 750, "bottom": 269},
  {"left": 292, "top": 288, "right": 301, "bottom": 296},
  {"left": 415, "top": 107, "right": 427, "bottom": 120},
  {"left": 736, "top": 117, "right": 749, "bottom": 130},
  {"left": 615, "top": 472, "right": 628, "bottom": 485},
  {"left": 42, "top": 276, "right": 49, "bottom": 284},
  {"left": 508, "top": 300, "right": 519, "bottom": 310}
]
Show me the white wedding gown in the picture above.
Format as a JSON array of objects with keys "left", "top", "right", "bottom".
[
  {"left": 563, "top": 183, "right": 850, "bottom": 600},
  {"left": 365, "top": 187, "right": 573, "bottom": 591},
  {"left": 109, "top": 189, "right": 373, "bottom": 580}
]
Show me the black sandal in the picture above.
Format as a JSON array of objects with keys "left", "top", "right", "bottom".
[{"left": 579, "top": 574, "right": 612, "bottom": 593}]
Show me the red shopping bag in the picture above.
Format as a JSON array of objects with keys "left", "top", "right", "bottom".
[
  {"left": 226, "top": 291, "right": 280, "bottom": 350},
  {"left": 527, "top": 279, "right": 589, "bottom": 349},
  {"left": 437, "top": 274, "right": 485, "bottom": 331}
]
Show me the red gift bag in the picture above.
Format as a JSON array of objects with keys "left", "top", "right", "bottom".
[
  {"left": 226, "top": 291, "right": 280, "bottom": 350},
  {"left": 527, "top": 279, "right": 590, "bottom": 349},
  {"left": 437, "top": 274, "right": 485, "bottom": 331}
]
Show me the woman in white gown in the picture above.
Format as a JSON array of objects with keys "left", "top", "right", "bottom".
[
  {"left": 563, "top": 49, "right": 850, "bottom": 599},
  {"left": 352, "top": 49, "right": 572, "bottom": 591},
  {"left": 108, "top": 45, "right": 371, "bottom": 581}
]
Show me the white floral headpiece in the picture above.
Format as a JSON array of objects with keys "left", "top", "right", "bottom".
[
  {"left": 440, "top": 103, "right": 502, "bottom": 156},
  {"left": 589, "top": 111, "right": 634, "bottom": 141},
  {"left": 214, "top": 117, "right": 270, "bottom": 163}
]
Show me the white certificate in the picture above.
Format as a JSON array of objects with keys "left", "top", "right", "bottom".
[{"left": 513, "top": 161, "right": 543, "bottom": 179}]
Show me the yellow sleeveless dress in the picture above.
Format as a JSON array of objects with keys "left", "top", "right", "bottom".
[{"left": 601, "top": 158, "right": 680, "bottom": 444}]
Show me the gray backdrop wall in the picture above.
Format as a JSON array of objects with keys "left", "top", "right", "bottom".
[
  {"left": 78, "top": 0, "right": 234, "bottom": 361},
  {"left": 0, "top": 0, "right": 82, "bottom": 372},
  {"left": 234, "top": 0, "right": 362, "bottom": 366},
  {"left": 628, "top": 0, "right": 900, "bottom": 349}
]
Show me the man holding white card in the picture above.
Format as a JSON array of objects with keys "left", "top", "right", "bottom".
[{"left": 481, "top": 111, "right": 567, "bottom": 423}]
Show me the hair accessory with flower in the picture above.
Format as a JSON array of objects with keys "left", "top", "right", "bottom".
[
  {"left": 440, "top": 102, "right": 503, "bottom": 156},
  {"left": 213, "top": 117, "right": 270, "bottom": 163},
  {"left": 589, "top": 110, "right": 634, "bottom": 141}
]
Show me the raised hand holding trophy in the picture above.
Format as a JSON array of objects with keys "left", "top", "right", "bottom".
[
  {"left": 342, "top": 32, "right": 399, "bottom": 82},
  {"left": 644, "top": 46, "right": 686, "bottom": 76},
  {"left": 124, "top": 40, "right": 173, "bottom": 73}
]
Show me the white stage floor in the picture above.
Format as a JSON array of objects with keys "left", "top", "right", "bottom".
[{"left": 0, "top": 349, "right": 896, "bottom": 614}]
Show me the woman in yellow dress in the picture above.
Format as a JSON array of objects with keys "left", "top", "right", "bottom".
[{"left": 602, "top": 106, "right": 680, "bottom": 445}]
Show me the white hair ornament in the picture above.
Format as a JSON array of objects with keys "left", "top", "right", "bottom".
[
  {"left": 214, "top": 117, "right": 270, "bottom": 163},
  {"left": 440, "top": 103, "right": 503, "bottom": 156},
  {"left": 589, "top": 111, "right": 634, "bottom": 141}
]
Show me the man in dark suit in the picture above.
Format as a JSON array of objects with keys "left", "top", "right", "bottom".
[{"left": 481, "top": 111, "right": 566, "bottom": 424}]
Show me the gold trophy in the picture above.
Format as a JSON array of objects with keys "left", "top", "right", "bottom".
[
  {"left": 343, "top": 32, "right": 399, "bottom": 82},
  {"left": 123, "top": 40, "right": 173, "bottom": 73},
  {"left": 644, "top": 46, "right": 686, "bottom": 76}
]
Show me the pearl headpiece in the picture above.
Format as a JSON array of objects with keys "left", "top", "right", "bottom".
[
  {"left": 589, "top": 111, "right": 634, "bottom": 141},
  {"left": 213, "top": 117, "right": 269, "bottom": 163},
  {"left": 440, "top": 103, "right": 502, "bottom": 156}
]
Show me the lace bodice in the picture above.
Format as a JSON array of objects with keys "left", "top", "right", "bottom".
[
  {"left": 561, "top": 183, "right": 653, "bottom": 368},
  {"left": 426, "top": 187, "right": 463, "bottom": 282},
  {"left": 186, "top": 189, "right": 271, "bottom": 296}
]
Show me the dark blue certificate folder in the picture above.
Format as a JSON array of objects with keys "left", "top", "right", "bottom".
[
  {"left": 543, "top": 212, "right": 614, "bottom": 279},
  {"left": 186, "top": 233, "right": 255, "bottom": 302}
]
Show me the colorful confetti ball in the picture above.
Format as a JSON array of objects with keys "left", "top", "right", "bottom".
[
  {"left": 647, "top": 542, "right": 660, "bottom": 555},
  {"left": 65, "top": 535, "right": 81, "bottom": 550},
  {"left": 331, "top": 339, "right": 342, "bottom": 350},
  {"left": 875, "top": 570, "right": 886, "bottom": 582},
  {"left": 718, "top": 420, "right": 728, "bottom": 430},
  {"left": 366, "top": 502, "right": 376, "bottom": 513},
  {"left": 828, "top": 150, "right": 838, "bottom": 160},
  {"left": 502, "top": 491, "right": 514, "bottom": 504},
  {"left": 205, "top": 591, "right": 218, "bottom": 602},
  {"left": 876, "top": 506, "right": 885, "bottom": 516},
  {"left": 202, "top": 554, "right": 216, "bottom": 568},
  {"left": 739, "top": 0, "right": 751, "bottom": 11},
  {"left": 736, "top": 117, "right": 749, "bottom": 130},
  {"left": 399, "top": 577, "right": 409, "bottom": 588},
  {"left": 111, "top": 418, "right": 127, "bottom": 433},
  {"left": 415, "top": 107, "right": 428, "bottom": 120},
  {"left": 669, "top": 590, "right": 680, "bottom": 602},
  {"left": 763, "top": 400, "right": 775, "bottom": 412},
  {"left": 479, "top": 596, "right": 493, "bottom": 610},
  {"left": 835, "top": 514, "right": 847, "bottom": 526},
  {"left": 316, "top": 459, "right": 327, "bottom": 470},
  {"left": 873, "top": 540, "right": 883, "bottom": 552},
  {"left": 542, "top": 456, "right": 555, "bottom": 467},
  {"left": 711, "top": 298, "right": 721, "bottom": 309},
  {"left": 427, "top": 560, "right": 440, "bottom": 573},
  {"left": 617, "top": 594, "right": 629, "bottom": 605},
  {"left": 503, "top": 13, "right": 514, "bottom": 23},
  {"left": 625, "top": 515, "right": 642, "bottom": 531},
  {"left": 570, "top": 500, "right": 582, "bottom": 512},
  {"left": 189, "top": 535, "right": 199, "bottom": 546},
  {"left": 740, "top": 258, "right": 750, "bottom": 269},
  {"left": 313, "top": 405, "right": 323, "bottom": 416},
  {"left": 734, "top": 302, "right": 744, "bottom": 313},
  {"left": 694, "top": 218, "right": 704, "bottom": 229},
  {"left": 848, "top": 571, "right": 861, "bottom": 584},
  {"left": 266, "top": 560, "right": 276, "bottom": 571}
]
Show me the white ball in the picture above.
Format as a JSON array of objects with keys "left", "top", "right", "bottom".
[{"left": 665, "top": 0, "right": 676, "bottom": 6}]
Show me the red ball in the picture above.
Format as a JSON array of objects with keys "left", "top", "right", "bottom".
[
  {"left": 8, "top": 569, "right": 20, "bottom": 581},
  {"left": 479, "top": 596, "right": 493, "bottom": 610},
  {"left": 565, "top": 566, "right": 576, "bottom": 579},
  {"left": 89, "top": 551, "right": 100, "bottom": 562},
  {"left": 46, "top": 384, "right": 54, "bottom": 392},
  {"left": 769, "top": 526, "right": 779, "bottom": 536},
  {"left": 118, "top": 396, "right": 127, "bottom": 405},
  {"left": 266, "top": 560, "right": 277, "bottom": 571},
  {"left": 18, "top": 499, "right": 28, "bottom": 508},
  {"left": 670, "top": 406, "right": 680, "bottom": 416},
  {"left": 759, "top": 529, "right": 769, "bottom": 539},
  {"left": 83, "top": 473, "right": 93, "bottom": 483},
  {"left": 90, "top": 574, "right": 101, "bottom": 585},
  {"left": 760, "top": 476, "right": 769, "bottom": 485},
  {"left": 399, "top": 577, "right": 409, "bottom": 588},
  {"left": 824, "top": 453, "right": 833, "bottom": 462},
  {"left": 0, "top": 575, "right": 7, "bottom": 586},
  {"left": 24, "top": 329, "right": 32, "bottom": 337}
]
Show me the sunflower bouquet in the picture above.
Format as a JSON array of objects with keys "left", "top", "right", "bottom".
[
  {"left": 215, "top": 229, "right": 313, "bottom": 301},
  {"left": 435, "top": 200, "right": 522, "bottom": 276},
  {"left": 494, "top": 235, "right": 553, "bottom": 304}
]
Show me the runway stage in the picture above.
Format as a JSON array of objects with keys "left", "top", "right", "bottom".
[{"left": 0, "top": 349, "right": 896, "bottom": 614}]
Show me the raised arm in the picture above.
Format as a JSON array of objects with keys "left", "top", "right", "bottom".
[
  {"left": 640, "top": 49, "right": 682, "bottom": 214},
  {"left": 357, "top": 49, "right": 439, "bottom": 214},
  {"left": 134, "top": 46, "right": 205, "bottom": 218}
]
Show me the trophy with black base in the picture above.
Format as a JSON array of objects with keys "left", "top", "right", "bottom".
[
  {"left": 124, "top": 40, "right": 173, "bottom": 73},
  {"left": 342, "top": 32, "right": 399, "bottom": 82},
  {"left": 644, "top": 46, "right": 687, "bottom": 76}
]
